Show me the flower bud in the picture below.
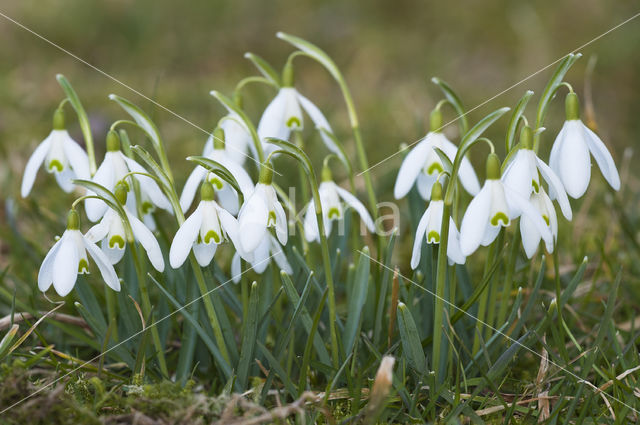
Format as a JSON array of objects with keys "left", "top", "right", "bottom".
[
  {"left": 200, "top": 180, "right": 215, "bottom": 201},
  {"left": 66, "top": 209, "right": 80, "bottom": 230},
  {"left": 565, "top": 92, "right": 580, "bottom": 121},
  {"left": 282, "top": 62, "right": 294, "bottom": 87},
  {"left": 53, "top": 108, "right": 65, "bottom": 130},
  {"left": 259, "top": 162, "right": 274, "bottom": 185},
  {"left": 485, "top": 153, "right": 501, "bottom": 180},
  {"left": 430, "top": 180, "right": 443, "bottom": 201},
  {"left": 106, "top": 130, "right": 120, "bottom": 152},
  {"left": 321, "top": 163, "right": 332, "bottom": 182},
  {"left": 114, "top": 183, "right": 128, "bottom": 205},
  {"left": 429, "top": 108, "right": 443, "bottom": 132},
  {"left": 520, "top": 125, "right": 533, "bottom": 150}
]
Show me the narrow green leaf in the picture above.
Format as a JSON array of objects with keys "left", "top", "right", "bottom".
[
  {"left": 265, "top": 137, "right": 313, "bottom": 176},
  {"left": 298, "top": 289, "right": 328, "bottom": 393},
  {"left": 431, "top": 77, "right": 468, "bottom": 134},
  {"left": 343, "top": 247, "right": 370, "bottom": 356},
  {"left": 244, "top": 52, "right": 281, "bottom": 87},
  {"left": 277, "top": 32, "right": 343, "bottom": 86},
  {"left": 237, "top": 281, "right": 259, "bottom": 390},
  {"left": 0, "top": 324, "right": 19, "bottom": 360},
  {"left": 505, "top": 90, "right": 534, "bottom": 152},
  {"left": 257, "top": 342, "right": 298, "bottom": 398},
  {"left": 397, "top": 302, "right": 426, "bottom": 375},
  {"left": 187, "top": 156, "right": 246, "bottom": 202},
  {"left": 109, "top": 95, "right": 161, "bottom": 154},
  {"left": 535, "top": 53, "right": 582, "bottom": 130}
]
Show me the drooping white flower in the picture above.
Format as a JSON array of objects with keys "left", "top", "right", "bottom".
[
  {"left": 303, "top": 168, "right": 375, "bottom": 242},
  {"left": 520, "top": 188, "right": 557, "bottom": 258},
  {"left": 394, "top": 109, "right": 480, "bottom": 200},
  {"left": 181, "top": 127, "right": 254, "bottom": 215},
  {"left": 257, "top": 64, "right": 341, "bottom": 157},
  {"left": 549, "top": 92, "right": 620, "bottom": 199},
  {"left": 410, "top": 182, "right": 465, "bottom": 268},
  {"left": 460, "top": 153, "right": 553, "bottom": 256},
  {"left": 38, "top": 210, "right": 120, "bottom": 297},
  {"left": 85, "top": 131, "right": 172, "bottom": 222},
  {"left": 231, "top": 234, "right": 292, "bottom": 283},
  {"left": 502, "top": 126, "right": 572, "bottom": 220},
  {"left": 203, "top": 112, "right": 254, "bottom": 165},
  {"left": 21, "top": 108, "right": 90, "bottom": 197},
  {"left": 237, "top": 164, "right": 287, "bottom": 253},
  {"left": 85, "top": 186, "right": 164, "bottom": 271},
  {"left": 170, "top": 181, "right": 247, "bottom": 268}
]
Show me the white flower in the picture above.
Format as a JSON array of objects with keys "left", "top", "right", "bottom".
[
  {"left": 502, "top": 127, "right": 572, "bottom": 220},
  {"left": 549, "top": 92, "right": 620, "bottom": 199},
  {"left": 85, "top": 131, "right": 172, "bottom": 222},
  {"left": 181, "top": 128, "right": 255, "bottom": 215},
  {"left": 237, "top": 166, "right": 287, "bottom": 253},
  {"left": 303, "top": 177, "right": 375, "bottom": 242},
  {"left": 460, "top": 154, "right": 553, "bottom": 256},
  {"left": 231, "top": 234, "right": 292, "bottom": 283},
  {"left": 85, "top": 189, "right": 164, "bottom": 272},
  {"left": 38, "top": 210, "right": 120, "bottom": 297},
  {"left": 203, "top": 113, "right": 254, "bottom": 165},
  {"left": 21, "top": 109, "right": 90, "bottom": 197},
  {"left": 257, "top": 86, "right": 341, "bottom": 157},
  {"left": 410, "top": 183, "right": 465, "bottom": 268},
  {"left": 170, "top": 182, "right": 246, "bottom": 268},
  {"left": 394, "top": 131, "right": 480, "bottom": 200},
  {"left": 520, "top": 188, "right": 557, "bottom": 258}
]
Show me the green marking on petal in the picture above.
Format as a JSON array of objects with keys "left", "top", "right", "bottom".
[
  {"left": 48, "top": 159, "right": 64, "bottom": 173},
  {"left": 328, "top": 207, "right": 341, "bottom": 219},
  {"left": 142, "top": 201, "right": 153, "bottom": 214},
  {"left": 109, "top": 235, "right": 125, "bottom": 249},
  {"left": 204, "top": 230, "right": 220, "bottom": 244},
  {"left": 427, "top": 231, "right": 440, "bottom": 243},
  {"left": 210, "top": 177, "right": 223, "bottom": 190},
  {"left": 426, "top": 162, "right": 443, "bottom": 175},
  {"left": 78, "top": 258, "right": 89, "bottom": 274},
  {"left": 543, "top": 215, "right": 550, "bottom": 226},
  {"left": 268, "top": 211, "right": 277, "bottom": 226},
  {"left": 286, "top": 116, "right": 301, "bottom": 128},
  {"left": 490, "top": 212, "right": 510, "bottom": 227},
  {"left": 532, "top": 179, "right": 539, "bottom": 193}
]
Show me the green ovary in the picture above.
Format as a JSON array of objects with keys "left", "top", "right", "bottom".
[
  {"left": 328, "top": 207, "right": 341, "bottom": 219},
  {"left": 490, "top": 212, "right": 510, "bottom": 227},
  {"left": 286, "top": 117, "right": 301, "bottom": 128},
  {"left": 78, "top": 258, "right": 89, "bottom": 274},
  {"left": 109, "top": 235, "right": 125, "bottom": 249},
  {"left": 47, "top": 159, "right": 64, "bottom": 173},
  {"left": 427, "top": 231, "right": 440, "bottom": 243},
  {"left": 268, "top": 211, "right": 277, "bottom": 226},
  {"left": 203, "top": 230, "right": 221, "bottom": 244},
  {"left": 426, "top": 162, "right": 443, "bottom": 175}
]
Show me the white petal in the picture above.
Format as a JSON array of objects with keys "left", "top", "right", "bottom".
[
  {"left": 85, "top": 159, "right": 115, "bottom": 222},
  {"left": 179, "top": 166, "right": 207, "bottom": 212},
  {"left": 222, "top": 116, "right": 252, "bottom": 165},
  {"left": 270, "top": 235, "right": 293, "bottom": 275},
  {"left": 446, "top": 219, "right": 466, "bottom": 265},
  {"left": 83, "top": 236, "right": 121, "bottom": 291},
  {"left": 257, "top": 90, "right": 290, "bottom": 142},
  {"left": 62, "top": 135, "right": 90, "bottom": 181},
  {"left": 520, "top": 215, "right": 541, "bottom": 259},
  {"left": 169, "top": 205, "right": 203, "bottom": 268},
  {"left": 507, "top": 188, "right": 553, "bottom": 246},
  {"left": 21, "top": 137, "right": 52, "bottom": 197},
  {"left": 218, "top": 207, "right": 251, "bottom": 261},
  {"left": 55, "top": 168, "right": 76, "bottom": 193},
  {"left": 273, "top": 196, "right": 288, "bottom": 245},
  {"left": 193, "top": 242, "right": 217, "bottom": 267},
  {"left": 238, "top": 186, "right": 269, "bottom": 252},
  {"left": 536, "top": 157, "right": 572, "bottom": 220},
  {"left": 211, "top": 150, "right": 255, "bottom": 200},
  {"left": 394, "top": 136, "right": 433, "bottom": 199},
  {"left": 52, "top": 233, "right": 79, "bottom": 296},
  {"left": 250, "top": 236, "right": 271, "bottom": 274},
  {"left": 100, "top": 239, "right": 125, "bottom": 264},
  {"left": 127, "top": 210, "right": 164, "bottom": 272},
  {"left": 304, "top": 201, "right": 319, "bottom": 242},
  {"left": 556, "top": 121, "right": 591, "bottom": 199},
  {"left": 281, "top": 88, "right": 303, "bottom": 131},
  {"left": 416, "top": 172, "right": 438, "bottom": 200},
  {"left": 38, "top": 237, "right": 62, "bottom": 292},
  {"left": 123, "top": 155, "right": 172, "bottom": 212},
  {"left": 439, "top": 135, "right": 480, "bottom": 195},
  {"left": 216, "top": 184, "right": 240, "bottom": 216},
  {"left": 203, "top": 134, "right": 214, "bottom": 157},
  {"left": 502, "top": 150, "right": 533, "bottom": 198},
  {"left": 231, "top": 253, "right": 242, "bottom": 283},
  {"left": 480, "top": 225, "right": 501, "bottom": 247},
  {"left": 297, "top": 93, "right": 343, "bottom": 159},
  {"left": 582, "top": 123, "right": 620, "bottom": 191},
  {"left": 460, "top": 184, "right": 492, "bottom": 256},
  {"left": 84, "top": 215, "right": 111, "bottom": 243},
  {"left": 410, "top": 207, "right": 431, "bottom": 269},
  {"left": 335, "top": 185, "right": 375, "bottom": 232}
]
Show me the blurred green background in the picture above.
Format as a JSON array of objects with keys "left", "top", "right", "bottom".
[{"left": 1, "top": 0, "right": 639, "bottom": 267}]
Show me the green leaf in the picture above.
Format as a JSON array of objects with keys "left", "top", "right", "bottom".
[
  {"left": 244, "top": 52, "right": 281, "bottom": 87},
  {"left": 237, "top": 281, "right": 259, "bottom": 390},
  {"left": 505, "top": 90, "right": 534, "bottom": 152},
  {"left": 343, "top": 247, "right": 370, "bottom": 356},
  {"left": 109, "top": 95, "right": 162, "bottom": 154},
  {"left": 264, "top": 137, "right": 313, "bottom": 176},
  {"left": 535, "top": 53, "right": 581, "bottom": 129},
  {"left": 187, "top": 156, "right": 246, "bottom": 203},
  {"left": 298, "top": 289, "right": 328, "bottom": 393},
  {"left": 397, "top": 302, "right": 426, "bottom": 375},
  {"left": 431, "top": 77, "right": 468, "bottom": 134},
  {"left": 277, "top": 32, "right": 343, "bottom": 87},
  {"left": 56, "top": 74, "right": 96, "bottom": 175},
  {"left": 432, "top": 147, "right": 453, "bottom": 175},
  {"left": 0, "top": 324, "right": 19, "bottom": 360}
]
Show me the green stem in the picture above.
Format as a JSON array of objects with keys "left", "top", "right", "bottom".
[
  {"left": 472, "top": 240, "right": 498, "bottom": 355},
  {"left": 294, "top": 132, "right": 310, "bottom": 204},
  {"left": 129, "top": 243, "right": 168, "bottom": 377},
  {"left": 496, "top": 230, "right": 520, "bottom": 327},
  {"left": 104, "top": 286, "right": 118, "bottom": 341},
  {"left": 432, "top": 202, "right": 451, "bottom": 384}
]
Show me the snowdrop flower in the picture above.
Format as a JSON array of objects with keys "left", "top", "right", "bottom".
[
  {"left": 85, "top": 185, "right": 164, "bottom": 271},
  {"left": 549, "top": 92, "right": 620, "bottom": 199},
  {"left": 21, "top": 108, "right": 90, "bottom": 197},
  {"left": 502, "top": 126, "right": 572, "bottom": 220},
  {"left": 520, "top": 188, "right": 557, "bottom": 258},
  {"left": 257, "top": 63, "right": 341, "bottom": 157},
  {"left": 231, "top": 234, "right": 292, "bottom": 283},
  {"left": 411, "top": 182, "right": 465, "bottom": 268},
  {"left": 460, "top": 153, "right": 553, "bottom": 256},
  {"left": 85, "top": 131, "right": 172, "bottom": 222},
  {"left": 180, "top": 127, "right": 254, "bottom": 215},
  {"left": 237, "top": 164, "right": 287, "bottom": 253},
  {"left": 203, "top": 112, "right": 254, "bottom": 165},
  {"left": 38, "top": 209, "right": 120, "bottom": 297},
  {"left": 170, "top": 181, "right": 246, "bottom": 268},
  {"left": 394, "top": 109, "right": 480, "bottom": 200},
  {"left": 303, "top": 165, "right": 375, "bottom": 242}
]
